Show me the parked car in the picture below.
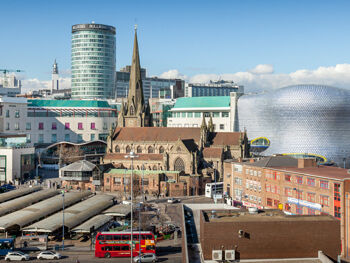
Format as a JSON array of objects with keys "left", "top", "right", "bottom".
[
  {"left": 133, "top": 253, "right": 157, "bottom": 263},
  {"left": 167, "top": 198, "right": 180, "bottom": 204},
  {"left": 5, "top": 251, "right": 30, "bottom": 261},
  {"left": 37, "top": 251, "right": 61, "bottom": 260}
]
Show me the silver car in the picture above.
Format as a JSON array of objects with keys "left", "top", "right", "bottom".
[
  {"left": 37, "top": 251, "right": 61, "bottom": 260},
  {"left": 133, "top": 253, "right": 157, "bottom": 263},
  {"left": 5, "top": 251, "right": 30, "bottom": 261}
]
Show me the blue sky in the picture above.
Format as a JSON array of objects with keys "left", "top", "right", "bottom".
[{"left": 2, "top": 0, "right": 350, "bottom": 91}]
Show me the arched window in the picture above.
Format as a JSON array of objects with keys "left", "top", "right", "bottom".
[
  {"left": 130, "top": 106, "right": 134, "bottom": 115},
  {"left": 126, "top": 145, "right": 131, "bottom": 153},
  {"left": 159, "top": 146, "right": 164, "bottom": 154},
  {"left": 137, "top": 146, "right": 142, "bottom": 153},
  {"left": 174, "top": 157, "right": 185, "bottom": 172},
  {"left": 115, "top": 145, "right": 120, "bottom": 153},
  {"left": 153, "top": 165, "right": 157, "bottom": 170},
  {"left": 148, "top": 146, "right": 154, "bottom": 153}
]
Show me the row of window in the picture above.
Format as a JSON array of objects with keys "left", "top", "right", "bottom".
[
  {"left": 170, "top": 123, "right": 226, "bottom": 129},
  {"left": 171, "top": 111, "right": 229, "bottom": 118},
  {"left": 2, "top": 109, "right": 20, "bottom": 118},
  {"left": 245, "top": 169, "right": 262, "bottom": 177},
  {"left": 32, "top": 122, "right": 111, "bottom": 131},
  {"left": 115, "top": 145, "right": 165, "bottom": 154},
  {"left": 33, "top": 133, "right": 108, "bottom": 144}
]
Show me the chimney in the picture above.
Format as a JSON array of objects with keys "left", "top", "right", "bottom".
[
  {"left": 249, "top": 159, "right": 255, "bottom": 163},
  {"left": 298, "top": 158, "right": 317, "bottom": 168}
]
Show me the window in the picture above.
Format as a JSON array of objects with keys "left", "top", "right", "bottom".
[
  {"left": 194, "top": 112, "right": 201, "bottom": 118},
  {"left": 26, "top": 134, "right": 31, "bottom": 143},
  {"left": 26, "top": 123, "right": 31, "bottom": 130},
  {"left": 320, "top": 180, "right": 329, "bottom": 189},
  {"left": 334, "top": 206, "right": 341, "bottom": 219},
  {"left": 187, "top": 112, "right": 193, "bottom": 118},
  {"left": 90, "top": 134, "right": 95, "bottom": 141},
  {"left": 91, "top": 123, "right": 96, "bottom": 130},
  {"left": 334, "top": 183, "right": 341, "bottom": 192},
  {"left": 219, "top": 124, "right": 225, "bottom": 130},
  {"left": 52, "top": 122, "right": 57, "bottom": 130},
  {"left": 159, "top": 146, "right": 164, "bottom": 154},
  {"left": 51, "top": 134, "right": 57, "bottom": 143},
  {"left": 64, "top": 134, "right": 70, "bottom": 142},
  {"left": 14, "top": 123, "right": 19, "bottom": 130},
  {"left": 39, "top": 123, "right": 44, "bottom": 130},
  {"left": 15, "top": 110, "right": 20, "bottom": 118},
  {"left": 296, "top": 190, "right": 303, "bottom": 200},
  {"left": 307, "top": 192, "right": 315, "bottom": 202},
  {"left": 114, "top": 177, "right": 121, "bottom": 184},
  {"left": 38, "top": 134, "right": 44, "bottom": 143},
  {"left": 266, "top": 198, "right": 273, "bottom": 206},
  {"left": 204, "top": 112, "right": 210, "bottom": 117},
  {"left": 296, "top": 176, "right": 303, "bottom": 184},
  {"left": 285, "top": 174, "right": 291, "bottom": 182},
  {"left": 182, "top": 112, "right": 186, "bottom": 117},
  {"left": 126, "top": 146, "right": 131, "bottom": 153},
  {"left": 77, "top": 134, "right": 83, "bottom": 143},
  {"left": 334, "top": 183, "right": 341, "bottom": 201},
  {"left": 148, "top": 146, "right": 154, "bottom": 153},
  {"left": 136, "top": 146, "right": 142, "bottom": 153},
  {"left": 296, "top": 205, "right": 303, "bottom": 215},
  {"left": 284, "top": 187, "right": 292, "bottom": 197},
  {"left": 222, "top": 112, "right": 229, "bottom": 117},
  {"left": 103, "top": 123, "right": 108, "bottom": 130},
  {"left": 115, "top": 146, "right": 120, "bottom": 153},
  {"left": 320, "top": 195, "right": 329, "bottom": 206},
  {"left": 5, "top": 110, "right": 9, "bottom": 117},
  {"left": 307, "top": 178, "right": 315, "bottom": 186},
  {"left": 78, "top": 123, "right": 83, "bottom": 130},
  {"left": 212, "top": 112, "right": 220, "bottom": 117},
  {"left": 308, "top": 208, "right": 316, "bottom": 215},
  {"left": 5, "top": 123, "right": 9, "bottom": 130},
  {"left": 174, "top": 157, "right": 185, "bottom": 172},
  {"left": 65, "top": 123, "right": 70, "bottom": 130}
]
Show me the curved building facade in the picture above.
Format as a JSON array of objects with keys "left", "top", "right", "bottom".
[
  {"left": 71, "top": 23, "right": 116, "bottom": 99},
  {"left": 238, "top": 84, "right": 350, "bottom": 166}
]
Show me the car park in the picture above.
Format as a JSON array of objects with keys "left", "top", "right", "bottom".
[
  {"left": 133, "top": 253, "right": 157, "bottom": 263},
  {"left": 5, "top": 251, "right": 30, "bottom": 261},
  {"left": 37, "top": 251, "right": 61, "bottom": 260}
]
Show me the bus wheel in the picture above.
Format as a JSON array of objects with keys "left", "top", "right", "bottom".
[{"left": 105, "top": 253, "right": 111, "bottom": 258}]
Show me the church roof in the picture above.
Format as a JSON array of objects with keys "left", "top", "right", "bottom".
[
  {"left": 112, "top": 127, "right": 201, "bottom": 142},
  {"left": 202, "top": 148, "right": 223, "bottom": 159},
  {"left": 211, "top": 132, "right": 241, "bottom": 146},
  {"left": 181, "top": 139, "right": 198, "bottom": 152}
]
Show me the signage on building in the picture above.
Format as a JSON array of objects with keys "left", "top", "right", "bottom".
[
  {"left": 287, "top": 197, "right": 322, "bottom": 210},
  {"left": 242, "top": 201, "right": 263, "bottom": 209}
]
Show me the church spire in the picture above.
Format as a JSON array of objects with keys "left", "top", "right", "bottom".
[{"left": 127, "top": 26, "right": 144, "bottom": 115}]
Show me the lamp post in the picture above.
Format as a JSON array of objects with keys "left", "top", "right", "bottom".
[
  {"left": 61, "top": 190, "right": 65, "bottom": 250},
  {"left": 125, "top": 151, "right": 138, "bottom": 263},
  {"left": 293, "top": 187, "right": 300, "bottom": 214}
]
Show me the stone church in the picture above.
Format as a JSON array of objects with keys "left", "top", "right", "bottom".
[{"left": 104, "top": 29, "right": 249, "bottom": 180}]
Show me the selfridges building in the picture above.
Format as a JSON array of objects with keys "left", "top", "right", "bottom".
[{"left": 238, "top": 84, "right": 350, "bottom": 167}]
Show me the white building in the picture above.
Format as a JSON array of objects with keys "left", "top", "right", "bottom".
[
  {"left": 0, "top": 97, "right": 28, "bottom": 134},
  {"left": 167, "top": 92, "right": 242, "bottom": 132},
  {"left": 0, "top": 134, "right": 35, "bottom": 183},
  {"left": 0, "top": 74, "right": 21, "bottom": 97}
]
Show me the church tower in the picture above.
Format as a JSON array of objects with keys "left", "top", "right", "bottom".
[
  {"left": 118, "top": 26, "right": 151, "bottom": 127},
  {"left": 52, "top": 59, "right": 59, "bottom": 92}
]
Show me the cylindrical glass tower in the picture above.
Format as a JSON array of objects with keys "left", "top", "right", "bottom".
[{"left": 71, "top": 23, "right": 116, "bottom": 99}]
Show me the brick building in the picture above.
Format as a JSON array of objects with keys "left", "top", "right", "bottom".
[
  {"left": 223, "top": 156, "right": 350, "bottom": 258},
  {"left": 200, "top": 209, "right": 340, "bottom": 261}
]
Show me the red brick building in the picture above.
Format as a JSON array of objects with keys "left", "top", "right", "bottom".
[{"left": 223, "top": 156, "right": 350, "bottom": 258}]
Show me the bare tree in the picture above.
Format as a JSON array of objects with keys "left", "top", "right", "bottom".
[{"left": 55, "top": 145, "right": 84, "bottom": 165}]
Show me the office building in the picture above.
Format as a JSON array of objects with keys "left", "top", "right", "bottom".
[
  {"left": 0, "top": 74, "right": 21, "bottom": 97},
  {"left": 51, "top": 59, "right": 59, "bottom": 92},
  {"left": 223, "top": 156, "right": 350, "bottom": 258},
  {"left": 185, "top": 80, "right": 243, "bottom": 97},
  {"left": 71, "top": 23, "right": 116, "bottom": 99},
  {"left": 149, "top": 98, "right": 175, "bottom": 127},
  {"left": 167, "top": 92, "right": 241, "bottom": 132},
  {"left": 238, "top": 84, "right": 350, "bottom": 166}
]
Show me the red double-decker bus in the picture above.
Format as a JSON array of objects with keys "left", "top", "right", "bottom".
[{"left": 95, "top": 231, "right": 156, "bottom": 258}]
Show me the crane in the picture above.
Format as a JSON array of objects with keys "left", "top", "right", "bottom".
[{"left": 0, "top": 69, "right": 24, "bottom": 87}]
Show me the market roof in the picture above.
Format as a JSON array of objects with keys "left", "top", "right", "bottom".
[
  {"left": 0, "top": 186, "right": 41, "bottom": 204},
  {"left": 27, "top": 99, "right": 111, "bottom": 108},
  {"left": 60, "top": 160, "right": 96, "bottom": 172},
  {"left": 72, "top": 214, "right": 113, "bottom": 234},
  {"left": 0, "top": 189, "right": 59, "bottom": 217},
  {"left": 0, "top": 191, "right": 91, "bottom": 232},
  {"left": 171, "top": 96, "right": 230, "bottom": 110},
  {"left": 101, "top": 204, "right": 132, "bottom": 217},
  {"left": 22, "top": 194, "right": 114, "bottom": 233}
]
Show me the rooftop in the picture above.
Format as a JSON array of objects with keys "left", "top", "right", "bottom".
[
  {"left": 247, "top": 156, "right": 298, "bottom": 167},
  {"left": 60, "top": 160, "right": 96, "bottom": 172},
  {"left": 28, "top": 99, "right": 111, "bottom": 108},
  {"left": 203, "top": 209, "right": 337, "bottom": 223},
  {"left": 171, "top": 96, "right": 230, "bottom": 109},
  {"left": 105, "top": 168, "right": 180, "bottom": 175},
  {"left": 202, "top": 147, "right": 222, "bottom": 159},
  {"left": 104, "top": 153, "right": 164, "bottom": 161}
]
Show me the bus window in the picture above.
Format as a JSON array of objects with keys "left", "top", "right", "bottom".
[
  {"left": 133, "top": 235, "right": 139, "bottom": 240},
  {"left": 146, "top": 245, "right": 155, "bottom": 250},
  {"left": 97, "top": 235, "right": 105, "bottom": 240},
  {"left": 146, "top": 235, "right": 153, "bottom": 240},
  {"left": 113, "top": 235, "right": 121, "bottom": 240},
  {"left": 121, "top": 245, "right": 130, "bottom": 251},
  {"left": 141, "top": 235, "right": 147, "bottom": 240},
  {"left": 106, "top": 235, "right": 113, "bottom": 240},
  {"left": 113, "top": 246, "right": 121, "bottom": 251},
  {"left": 122, "top": 235, "right": 130, "bottom": 240}
]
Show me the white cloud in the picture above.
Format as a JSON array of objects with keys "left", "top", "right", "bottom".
[
  {"left": 21, "top": 77, "right": 71, "bottom": 92},
  {"left": 158, "top": 69, "right": 188, "bottom": 80},
  {"left": 249, "top": 64, "right": 274, "bottom": 74},
  {"left": 159, "top": 63, "right": 350, "bottom": 92}
]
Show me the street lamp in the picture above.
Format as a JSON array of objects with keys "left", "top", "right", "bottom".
[
  {"left": 125, "top": 151, "right": 138, "bottom": 263},
  {"left": 293, "top": 187, "right": 300, "bottom": 214},
  {"left": 61, "top": 190, "right": 65, "bottom": 250}
]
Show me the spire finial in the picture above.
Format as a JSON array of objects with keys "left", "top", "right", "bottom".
[{"left": 134, "top": 24, "right": 138, "bottom": 32}]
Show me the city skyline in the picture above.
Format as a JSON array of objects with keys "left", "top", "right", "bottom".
[{"left": 2, "top": 0, "right": 350, "bottom": 92}]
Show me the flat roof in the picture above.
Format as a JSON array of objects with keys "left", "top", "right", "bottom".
[
  {"left": 171, "top": 96, "right": 230, "bottom": 110},
  {"left": 269, "top": 165, "right": 350, "bottom": 181},
  {"left": 22, "top": 194, "right": 114, "bottom": 233},
  {"left": 27, "top": 99, "right": 112, "bottom": 109},
  {"left": 203, "top": 209, "right": 337, "bottom": 223}
]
